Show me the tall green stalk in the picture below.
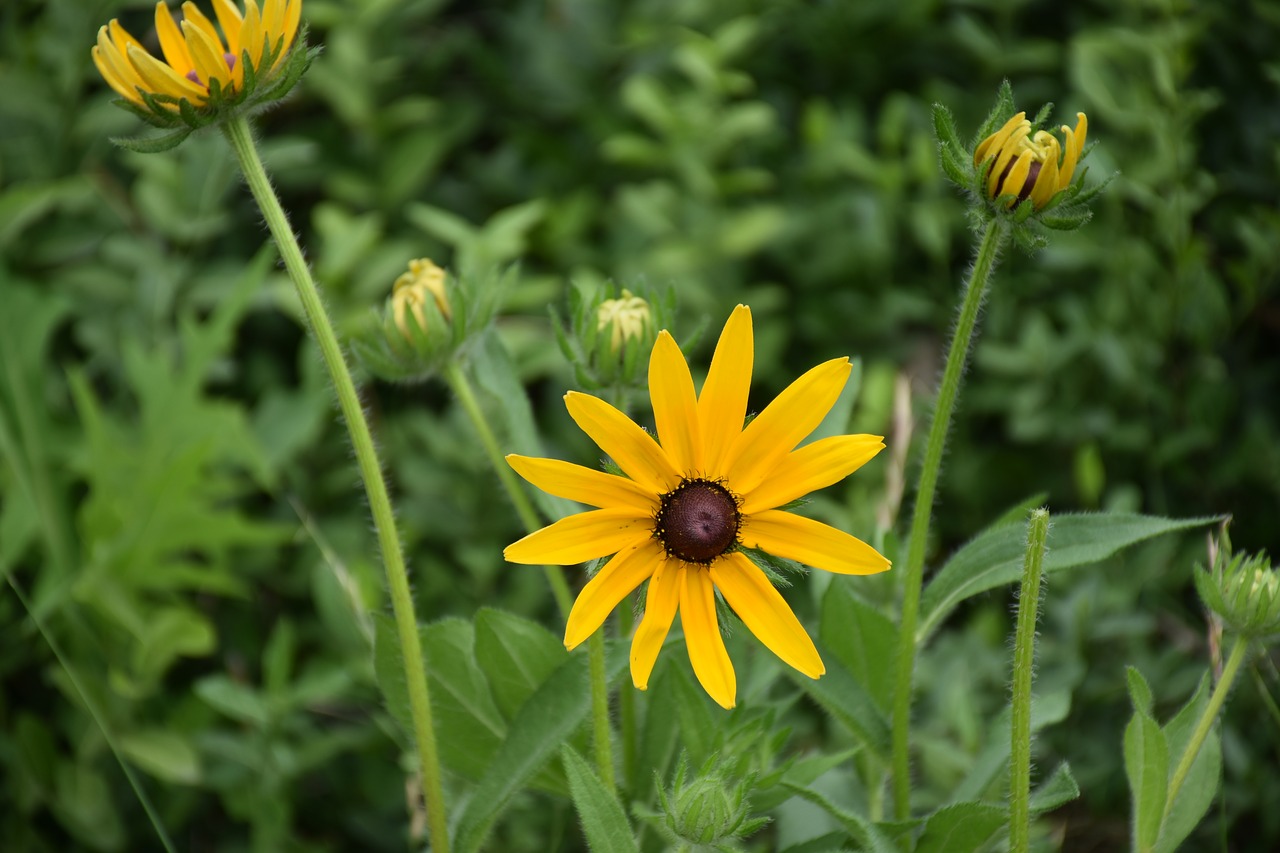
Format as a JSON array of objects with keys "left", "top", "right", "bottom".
[
  {"left": 1010, "top": 508, "right": 1050, "bottom": 853},
  {"left": 222, "top": 116, "right": 450, "bottom": 852},
  {"left": 890, "top": 218, "right": 1008, "bottom": 818},
  {"left": 442, "top": 362, "right": 614, "bottom": 787},
  {"left": 1163, "top": 636, "right": 1248, "bottom": 819}
]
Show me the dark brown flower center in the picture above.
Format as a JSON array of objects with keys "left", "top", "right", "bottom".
[{"left": 654, "top": 479, "right": 741, "bottom": 565}]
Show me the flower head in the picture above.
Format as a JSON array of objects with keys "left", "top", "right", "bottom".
[
  {"left": 505, "top": 305, "right": 889, "bottom": 708},
  {"left": 92, "top": 1, "right": 309, "bottom": 139},
  {"left": 974, "top": 111, "right": 1088, "bottom": 210},
  {"left": 392, "top": 258, "right": 452, "bottom": 342}
]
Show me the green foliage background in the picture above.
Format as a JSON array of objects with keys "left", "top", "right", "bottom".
[{"left": 2, "top": 0, "right": 1278, "bottom": 849}]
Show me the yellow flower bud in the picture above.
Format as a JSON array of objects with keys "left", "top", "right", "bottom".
[
  {"left": 596, "top": 289, "right": 651, "bottom": 353},
  {"left": 974, "top": 111, "right": 1088, "bottom": 210},
  {"left": 392, "top": 258, "right": 451, "bottom": 342}
]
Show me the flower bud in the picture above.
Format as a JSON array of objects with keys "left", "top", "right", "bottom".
[
  {"left": 596, "top": 289, "right": 652, "bottom": 354},
  {"left": 1195, "top": 547, "right": 1280, "bottom": 639},
  {"left": 553, "top": 284, "right": 671, "bottom": 398},
  {"left": 974, "top": 111, "right": 1087, "bottom": 210},
  {"left": 392, "top": 258, "right": 452, "bottom": 343},
  {"left": 645, "top": 757, "right": 768, "bottom": 850}
]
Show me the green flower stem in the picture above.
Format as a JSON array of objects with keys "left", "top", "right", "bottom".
[
  {"left": 588, "top": 630, "right": 617, "bottom": 789},
  {"left": 222, "top": 116, "right": 450, "bottom": 853},
  {"left": 1163, "top": 635, "right": 1248, "bottom": 820},
  {"left": 616, "top": 601, "right": 637, "bottom": 788},
  {"left": 890, "top": 217, "right": 1007, "bottom": 818},
  {"left": 441, "top": 363, "right": 614, "bottom": 787},
  {"left": 1010, "top": 508, "right": 1050, "bottom": 853},
  {"left": 441, "top": 363, "right": 573, "bottom": 617}
]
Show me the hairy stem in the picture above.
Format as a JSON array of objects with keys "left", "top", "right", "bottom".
[
  {"left": 1010, "top": 508, "right": 1051, "bottom": 853},
  {"left": 223, "top": 115, "right": 450, "bottom": 852},
  {"left": 890, "top": 218, "right": 1007, "bottom": 818}
]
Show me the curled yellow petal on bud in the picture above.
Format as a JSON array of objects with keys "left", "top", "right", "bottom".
[
  {"left": 596, "top": 288, "right": 652, "bottom": 353},
  {"left": 391, "top": 258, "right": 451, "bottom": 342}
]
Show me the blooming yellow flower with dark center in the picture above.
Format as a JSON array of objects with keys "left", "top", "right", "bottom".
[
  {"left": 504, "top": 305, "right": 890, "bottom": 709},
  {"left": 974, "top": 111, "right": 1088, "bottom": 210},
  {"left": 92, "top": 0, "right": 302, "bottom": 111},
  {"left": 392, "top": 258, "right": 451, "bottom": 341}
]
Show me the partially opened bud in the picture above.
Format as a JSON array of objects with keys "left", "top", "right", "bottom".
[
  {"left": 974, "top": 111, "right": 1088, "bottom": 210},
  {"left": 392, "top": 258, "right": 452, "bottom": 343},
  {"left": 91, "top": 0, "right": 314, "bottom": 149},
  {"left": 552, "top": 283, "right": 671, "bottom": 399},
  {"left": 596, "top": 289, "right": 651, "bottom": 354}
]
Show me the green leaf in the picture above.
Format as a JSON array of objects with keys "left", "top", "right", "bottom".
[
  {"left": 1127, "top": 666, "right": 1155, "bottom": 716},
  {"left": 373, "top": 614, "right": 507, "bottom": 781},
  {"left": 786, "top": 637, "right": 890, "bottom": 760},
  {"left": 194, "top": 675, "right": 269, "bottom": 727},
  {"left": 118, "top": 730, "right": 201, "bottom": 785},
  {"left": 915, "top": 801, "right": 1006, "bottom": 853},
  {"left": 1156, "top": 674, "right": 1221, "bottom": 853},
  {"left": 560, "top": 746, "right": 640, "bottom": 853},
  {"left": 1124, "top": 671, "right": 1170, "bottom": 852},
  {"left": 820, "top": 581, "right": 897, "bottom": 712},
  {"left": 1029, "top": 762, "right": 1081, "bottom": 814},
  {"left": 454, "top": 642, "right": 627, "bottom": 853},
  {"left": 474, "top": 608, "right": 568, "bottom": 719},
  {"left": 781, "top": 783, "right": 898, "bottom": 853},
  {"left": 919, "top": 512, "right": 1221, "bottom": 640}
]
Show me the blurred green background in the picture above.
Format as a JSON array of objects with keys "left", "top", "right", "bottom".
[{"left": 2, "top": 0, "right": 1278, "bottom": 849}]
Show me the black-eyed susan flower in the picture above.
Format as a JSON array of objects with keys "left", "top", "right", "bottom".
[
  {"left": 974, "top": 111, "right": 1087, "bottom": 210},
  {"left": 92, "top": 0, "right": 309, "bottom": 140},
  {"left": 505, "top": 305, "right": 890, "bottom": 709}
]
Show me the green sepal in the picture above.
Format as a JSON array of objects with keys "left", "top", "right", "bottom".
[{"left": 110, "top": 128, "right": 195, "bottom": 154}]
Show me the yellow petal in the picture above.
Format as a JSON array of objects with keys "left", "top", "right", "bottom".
[
  {"left": 740, "top": 510, "right": 890, "bottom": 575},
  {"left": 1029, "top": 134, "right": 1061, "bottom": 209},
  {"left": 281, "top": 0, "right": 303, "bottom": 56},
  {"left": 740, "top": 434, "right": 884, "bottom": 515},
  {"left": 630, "top": 560, "right": 682, "bottom": 690},
  {"left": 649, "top": 331, "right": 702, "bottom": 476},
  {"left": 724, "top": 357, "right": 850, "bottom": 495},
  {"left": 565, "top": 541, "right": 663, "bottom": 649},
  {"left": 126, "top": 43, "right": 208, "bottom": 102},
  {"left": 973, "top": 111, "right": 1026, "bottom": 167},
  {"left": 1058, "top": 113, "right": 1087, "bottom": 188},
  {"left": 681, "top": 568, "right": 736, "bottom": 709},
  {"left": 262, "top": 0, "right": 287, "bottom": 56},
  {"left": 108, "top": 19, "right": 143, "bottom": 55},
  {"left": 154, "top": 3, "right": 194, "bottom": 76},
  {"left": 212, "top": 0, "right": 244, "bottom": 55},
  {"left": 92, "top": 43, "right": 144, "bottom": 104},
  {"left": 564, "top": 391, "right": 681, "bottom": 495},
  {"left": 697, "top": 305, "right": 752, "bottom": 474},
  {"left": 504, "top": 508, "right": 652, "bottom": 566},
  {"left": 999, "top": 150, "right": 1033, "bottom": 208},
  {"left": 986, "top": 122, "right": 1031, "bottom": 198},
  {"left": 711, "top": 553, "right": 824, "bottom": 678},
  {"left": 182, "top": 20, "right": 233, "bottom": 89},
  {"left": 240, "top": 0, "right": 264, "bottom": 71},
  {"left": 507, "top": 455, "right": 656, "bottom": 512}
]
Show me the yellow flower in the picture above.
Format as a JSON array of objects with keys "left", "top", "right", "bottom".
[
  {"left": 504, "top": 305, "right": 890, "bottom": 709},
  {"left": 392, "top": 258, "right": 452, "bottom": 341},
  {"left": 974, "top": 111, "right": 1088, "bottom": 210},
  {"left": 92, "top": 0, "right": 302, "bottom": 111},
  {"left": 597, "top": 289, "right": 652, "bottom": 353}
]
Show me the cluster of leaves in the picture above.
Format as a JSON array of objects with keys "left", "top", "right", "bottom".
[{"left": 2, "top": 0, "right": 1279, "bottom": 849}]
